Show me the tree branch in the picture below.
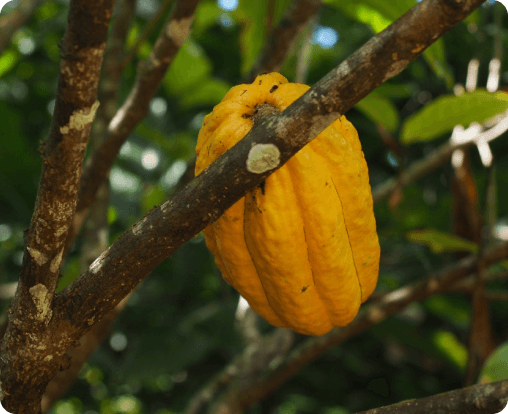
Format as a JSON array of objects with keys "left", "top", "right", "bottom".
[
  {"left": 39, "top": 1, "right": 137, "bottom": 410},
  {"left": 372, "top": 110, "right": 508, "bottom": 204},
  {"left": 0, "top": 0, "right": 114, "bottom": 412},
  {"left": 355, "top": 380, "right": 508, "bottom": 414}
]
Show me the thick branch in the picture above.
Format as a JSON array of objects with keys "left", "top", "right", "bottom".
[
  {"left": 39, "top": 2, "right": 136, "bottom": 410},
  {"left": 355, "top": 380, "right": 508, "bottom": 414},
  {"left": 0, "top": 0, "right": 114, "bottom": 412}
]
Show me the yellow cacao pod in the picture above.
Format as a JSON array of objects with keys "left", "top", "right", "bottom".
[{"left": 195, "top": 73, "right": 380, "bottom": 336}]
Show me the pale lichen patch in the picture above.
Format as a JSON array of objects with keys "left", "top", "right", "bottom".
[
  {"left": 60, "top": 101, "right": 100, "bottom": 134},
  {"left": 246, "top": 143, "right": 280, "bottom": 174},
  {"left": 90, "top": 257, "right": 102, "bottom": 274},
  {"left": 50, "top": 249, "right": 63, "bottom": 273},
  {"left": 166, "top": 16, "right": 193, "bottom": 46},
  {"left": 132, "top": 217, "right": 148, "bottom": 236},
  {"left": 43, "top": 355, "right": 53, "bottom": 362},
  {"left": 382, "top": 60, "right": 409, "bottom": 83},
  {"left": 27, "top": 247, "right": 48, "bottom": 266},
  {"left": 29, "top": 284, "right": 52, "bottom": 322}
]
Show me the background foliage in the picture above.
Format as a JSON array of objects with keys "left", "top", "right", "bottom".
[{"left": 1, "top": 0, "right": 508, "bottom": 413}]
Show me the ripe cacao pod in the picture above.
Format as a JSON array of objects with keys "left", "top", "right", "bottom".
[{"left": 195, "top": 73, "right": 380, "bottom": 336}]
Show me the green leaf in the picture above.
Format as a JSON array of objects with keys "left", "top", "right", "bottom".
[
  {"left": 141, "top": 184, "right": 165, "bottom": 213},
  {"left": 0, "top": 50, "right": 19, "bottom": 78},
  {"left": 401, "top": 90, "right": 508, "bottom": 144},
  {"left": 179, "top": 78, "right": 231, "bottom": 108},
  {"left": 478, "top": 341, "right": 508, "bottom": 383},
  {"left": 425, "top": 295, "right": 470, "bottom": 329},
  {"left": 355, "top": 90, "right": 399, "bottom": 132},
  {"left": 432, "top": 330, "right": 468, "bottom": 371},
  {"left": 406, "top": 229, "right": 478, "bottom": 254},
  {"left": 163, "top": 38, "right": 212, "bottom": 95},
  {"left": 193, "top": 0, "right": 222, "bottom": 38}
]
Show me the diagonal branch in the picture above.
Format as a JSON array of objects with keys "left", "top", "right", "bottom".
[{"left": 355, "top": 380, "right": 508, "bottom": 414}]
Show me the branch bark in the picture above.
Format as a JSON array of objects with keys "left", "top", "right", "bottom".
[
  {"left": 0, "top": 0, "right": 114, "bottom": 412},
  {"left": 355, "top": 380, "right": 508, "bottom": 414}
]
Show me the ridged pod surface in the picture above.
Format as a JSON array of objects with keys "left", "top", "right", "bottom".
[{"left": 195, "top": 73, "right": 380, "bottom": 336}]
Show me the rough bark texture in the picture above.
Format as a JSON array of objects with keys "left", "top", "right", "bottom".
[
  {"left": 0, "top": 0, "right": 114, "bottom": 412},
  {"left": 355, "top": 380, "right": 508, "bottom": 414}
]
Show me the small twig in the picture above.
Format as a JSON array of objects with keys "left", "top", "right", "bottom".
[
  {"left": 121, "top": 0, "right": 174, "bottom": 69},
  {"left": 372, "top": 111, "right": 508, "bottom": 204},
  {"left": 246, "top": 0, "right": 322, "bottom": 82}
]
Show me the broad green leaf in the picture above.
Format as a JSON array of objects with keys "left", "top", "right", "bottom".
[
  {"left": 478, "top": 341, "right": 508, "bottom": 383},
  {"left": 323, "top": 0, "right": 452, "bottom": 85},
  {"left": 193, "top": 0, "right": 222, "bottom": 38},
  {"left": 401, "top": 90, "right": 508, "bottom": 144},
  {"left": 355, "top": 90, "right": 399, "bottom": 132},
  {"left": 406, "top": 228, "right": 478, "bottom": 254},
  {"left": 179, "top": 78, "right": 231, "bottom": 108},
  {"left": 163, "top": 38, "right": 212, "bottom": 95},
  {"left": 142, "top": 184, "right": 165, "bottom": 213}
]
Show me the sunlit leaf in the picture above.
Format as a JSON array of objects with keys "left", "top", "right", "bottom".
[
  {"left": 478, "top": 341, "right": 508, "bottom": 383},
  {"left": 401, "top": 90, "right": 508, "bottom": 144},
  {"left": 163, "top": 38, "right": 212, "bottom": 95},
  {"left": 432, "top": 330, "right": 468, "bottom": 371},
  {"left": 406, "top": 228, "right": 478, "bottom": 254},
  {"left": 0, "top": 50, "right": 19, "bottom": 78},
  {"left": 180, "top": 78, "right": 231, "bottom": 108}
]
